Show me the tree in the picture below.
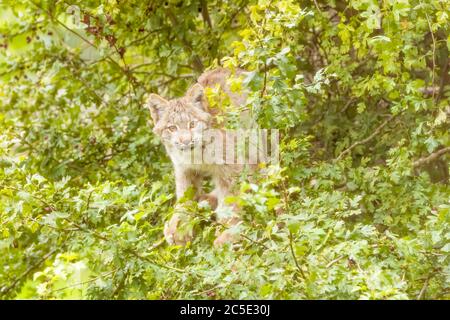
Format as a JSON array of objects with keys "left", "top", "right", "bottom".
[{"left": 0, "top": 0, "right": 449, "bottom": 299}]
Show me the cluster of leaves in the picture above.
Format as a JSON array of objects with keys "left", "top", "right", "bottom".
[{"left": 0, "top": 0, "right": 449, "bottom": 299}]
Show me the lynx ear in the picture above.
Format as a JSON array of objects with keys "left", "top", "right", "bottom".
[
  {"left": 146, "top": 93, "right": 169, "bottom": 123},
  {"left": 186, "top": 83, "right": 205, "bottom": 110}
]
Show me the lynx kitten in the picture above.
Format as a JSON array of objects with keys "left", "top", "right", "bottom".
[{"left": 146, "top": 68, "right": 258, "bottom": 246}]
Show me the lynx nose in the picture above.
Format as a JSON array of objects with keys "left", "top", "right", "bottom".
[{"left": 178, "top": 132, "right": 192, "bottom": 147}]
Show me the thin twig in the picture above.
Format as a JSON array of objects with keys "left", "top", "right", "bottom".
[
  {"left": 49, "top": 269, "right": 117, "bottom": 293},
  {"left": 259, "top": 0, "right": 274, "bottom": 98},
  {"left": 1, "top": 249, "right": 58, "bottom": 296},
  {"left": 325, "top": 255, "right": 345, "bottom": 268},
  {"left": 240, "top": 233, "right": 270, "bottom": 250},
  {"left": 313, "top": 0, "right": 322, "bottom": 13},
  {"left": 417, "top": 276, "right": 430, "bottom": 300},
  {"left": 335, "top": 114, "right": 396, "bottom": 161},
  {"left": 422, "top": 1, "right": 437, "bottom": 100},
  {"left": 288, "top": 231, "right": 306, "bottom": 278}
]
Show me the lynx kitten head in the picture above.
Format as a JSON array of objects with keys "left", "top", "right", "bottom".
[{"left": 145, "top": 84, "right": 212, "bottom": 152}]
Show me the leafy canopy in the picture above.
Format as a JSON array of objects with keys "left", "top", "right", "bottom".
[{"left": 0, "top": 0, "right": 449, "bottom": 299}]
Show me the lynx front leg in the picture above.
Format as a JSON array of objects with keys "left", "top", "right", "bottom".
[
  {"left": 175, "top": 169, "right": 206, "bottom": 199},
  {"left": 212, "top": 175, "right": 242, "bottom": 247},
  {"left": 164, "top": 168, "right": 195, "bottom": 245},
  {"left": 175, "top": 168, "right": 192, "bottom": 199},
  {"left": 211, "top": 176, "right": 236, "bottom": 221}
]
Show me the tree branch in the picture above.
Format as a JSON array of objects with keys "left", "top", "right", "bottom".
[
  {"left": 422, "top": 1, "right": 437, "bottom": 100},
  {"left": 200, "top": 0, "right": 212, "bottom": 29},
  {"left": 0, "top": 249, "right": 58, "bottom": 296},
  {"left": 413, "top": 146, "right": 450, "bottom": 168},
  {"left": 335, "top": 114, "right": 396, "bottom": 161},
  {"left": 288, "top": 231, "right": 306, "bottom": 279}
]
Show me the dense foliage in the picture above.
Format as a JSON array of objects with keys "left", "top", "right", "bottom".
[{"left": 0, "top": 0, "right": 449, "bottom": 299}]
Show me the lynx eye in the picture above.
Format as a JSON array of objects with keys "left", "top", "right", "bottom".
[
  {"left": 189, "top": 121, "right": 197, "bottom": 129},
  {"left": 168, "top": 125, "right": 177, "bottom": 132}
]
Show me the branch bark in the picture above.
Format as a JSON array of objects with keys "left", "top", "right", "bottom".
[
  {"left": 0, "top": 249, "right": 58, "bottom": 296},
  {"left": 200, "top": 0, "right": 212, "bottom": 29},
  {"left": 335, "top": 115, "right": 396, "bottom": 161},
  {"left": 288, "top": 231, "right": 306, "bottom": 279},
  {"left": 413, "top": 146, "right": 450, "bottom": 168}
]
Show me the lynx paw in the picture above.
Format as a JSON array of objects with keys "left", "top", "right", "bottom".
[
  {"left": 163, "top": 213, "right": 193, "bottom": 246},
  {"left": 196, "top": 193, "right": 218, "bottom": 210}
]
